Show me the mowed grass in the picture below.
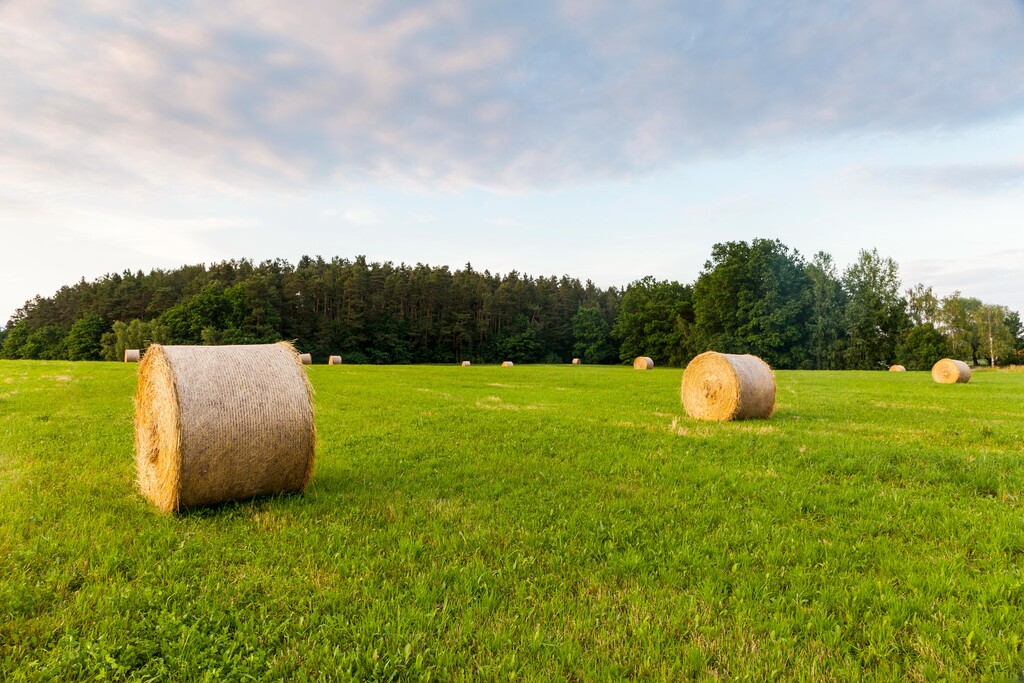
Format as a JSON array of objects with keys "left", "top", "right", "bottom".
[{"left": 1, "top": 361, "right": 1023, "bottom": 681}]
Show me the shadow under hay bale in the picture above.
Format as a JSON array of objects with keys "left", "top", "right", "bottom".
[
  {"left": 932, "top": 358, "right": 971, "bottom": 384},
  {"left": 633, "top": 356, "right": 654, "bottom": 370},
  {"left": 682, "top": 351, "right": 775, "bottom": 421},
  {"left": 134, "top": 342, "right": 316, "bottom": 513}
]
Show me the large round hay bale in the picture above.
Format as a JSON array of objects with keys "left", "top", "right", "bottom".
[
  {"left": 888, "top": 364, "right": 906, "bottom": 372},
  {"left": 572, "top": 358, "right": 581, "bottom": 365},
  {"left": 633, "top": 356, "right": 654, "bottom": 370},
  {"left": 299, "top": 353, "right": 312, "bottom": 365},
  {"left": 328, "top": 355, "right": 342, "bottom": 365},
  {"left": 682, "top": 351, "right": 775, "bottom": 421},
  {"left": 134, "top": 343, "right": 316, "bottom": 513},
  {"left": 124, "top": 349, "right": 141, "bottom": 363},
  {"left": 501, "top": 361, "right": 514, "bottom": 367},
  {"left": 932, "top": 358, "right": 971, "bottom": 384},
  {"left": 461, "top": 361, "right": 471, "bottom": 367}
]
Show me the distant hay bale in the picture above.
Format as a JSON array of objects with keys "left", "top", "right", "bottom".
[
  {"left": 633, "top": 356, "right": 654, "bottom": 370},
  {"left": 134, "top": 342, "right": 316, "bottom": 513},
  {"left": 461, "top": 361, "right": 471, "bottom": 367},
  {"left": 328, "top": 355, "right": 342, "bottom": 365},
  {"left": 682, "top": 351, "right": 776, "bottom": 421},
  {"left": 501, "top": 361, "right": 514, "bottom": 367},
  {"left": 299, "top": 353, "right": 312, "bottom": 365},
  {"left": 572, "top": 358, "right": 581, "bottom": 365},
  {"left": 932, "top": 358, "right": 971, "bottom": 384},
  {"left": 888, "top": 365, "right": 906, "bottom": 372},
  {"left": 124, "top": 349, "right": 141, "bottom": 363}
]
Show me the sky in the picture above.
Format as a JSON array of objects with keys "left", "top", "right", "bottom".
[{"left": 2, "top": 0, "right": 1024, "bottom": 325}]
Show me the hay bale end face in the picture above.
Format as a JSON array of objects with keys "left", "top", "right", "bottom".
[
  {"left": 134, "top": 342, "right": 316, "bottom": 513},
  {"left": 633, "top": 356, "right": 654, "bottom": 370},
  {"left": 889, "top": 364, "right": 906, "bottom": 372},
  {"left": 501, "top": 361, "right": 514, "bottom": 367},
  {"left": 682, "top": 351, "right": 776, "bottom": 421},
  {"left": 124, "top": 349, "right": 141, "bottom": 363},
  {"left": 461, "top": 361, "right": 471, "bottom": 366},
  {"left": 572, "top": 358, "right": 581, "bottom": 365},
  {"left": 932, "top": 358, "right": 971, "bottom": 384},
  {"left": 299, "top": 353, "right": 312, "bottom": 365},
  {"left": 328, "top": 355, "right": 342, "bottom": 365}
]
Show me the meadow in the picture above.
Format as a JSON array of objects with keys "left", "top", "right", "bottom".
[{"left": 1, "top": 360, "right": 1023, "bottom": 681}]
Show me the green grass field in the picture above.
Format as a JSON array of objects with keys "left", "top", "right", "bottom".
[{"left": 1, "top": 361, "right": 1023, "bottom": 681}]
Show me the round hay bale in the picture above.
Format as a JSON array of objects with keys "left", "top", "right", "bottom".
[
  {"left": 932, "top": 358, "right": 971, "bottom": 384},
  {"left": 572, "top": 358, "right": 581, "bottom": 365},
  {"left": 134, "top": 342, "right": 316, "bottom": 513},
  {"left": 461, "top": 361, "right": 471, "bottom": 367},
  {"left": 501, "top": 361, "right": 514, "bottom": 367},
  {"left": 299, "top": 353, "right": 312, "bottom": 365},
  {"left": 328, "top": 355, "right": 342, "bottom": 365},
  {"left": 681, "top": 351, "right": 775, "bottom": 421},
  {"left": 124, "top": 349, "right": 141, "bottom": 363},
  {"left": 888, "top": 364, "right": 906, "bottom": 372},
  {"left": 633, "top": 356, "right": 654, "bottom": 370}
]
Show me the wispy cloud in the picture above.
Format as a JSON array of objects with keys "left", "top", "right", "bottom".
[{"left": 2, "top": 1, "right": 1024, "bottom": 192}]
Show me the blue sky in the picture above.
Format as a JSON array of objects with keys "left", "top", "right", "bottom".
[{"left": 2, "top": 0, "right": 1023, "bottom": 323}]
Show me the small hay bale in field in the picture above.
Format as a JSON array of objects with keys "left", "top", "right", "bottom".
[
  {"left": 134, "top": 342, "right": 316, "bottom": 513},
  {"left": 932, "top": 358, "right": 971, "bottom": 384},
  {"left": 461, "top": 361, "right": 471, "bottom": 367},
  {"left": 572, "top": 358, "right": 581, "bottom": 365},
  {"left": 328, "top": 355, "right": 342, "bottom": 365},
  {"left": 682, "top": 351, "right": 775, "bottom": 421},
  {"left": 299, "top": 353, "right": 312, "bottom": 365},
  {"left": 124, "top": 349, "right": 141, "bottom": 363},
  {"left": 633, "top": 356, "right": 654, "bottom": 370},
  {"left": 888, "top": 364, "right": 906, "bottom": 372},
  {"left": 501, "top": 361, "right": 514, "bottom": 367}
]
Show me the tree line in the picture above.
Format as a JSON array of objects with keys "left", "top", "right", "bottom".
[{"left": 2, "top": 240, "right": 1021, "bottom": 369}]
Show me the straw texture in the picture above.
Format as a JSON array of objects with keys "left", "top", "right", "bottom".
[
  {"left": 299, "top": 353, "right": 312, "bottom": 365},
  {"left": 932, "top": 358, "right": 971, "bottom": 384},
  {"left": 124, "top": 349, "right": 141, "bottom": 363},
  {"left": 328, "top": 355, "right": 342, "bottom": 365},
  {"left": 888, "top": 364, "right": 906, "bottom": 372},
  {"left": 682, "top": 351, "right": 775, "bottom": 421},
  {"left": 134, "top": 342, "right": 316, "bottom": 513},
  {"left": 501, "top": 361, "right": 514, "bottom": 367},
  {"left": 633, "top": 356, "right": 654, "bottom": 370},
  {"left": 572, "top": 358, "right": 581, "bottom": 365},
  {"left": 461, "top": 361, "right": 471, "bottom": 366}
]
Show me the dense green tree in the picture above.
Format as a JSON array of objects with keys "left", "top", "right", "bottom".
[
  {"left": 841, "top": 249, "right": 909, "bottom": 369},
  {"left": 906, "top": 284, "right": 940, "bottom": 326},
  {"left": 1, "top": 322, "right": 31, "bottom": 359},
  {"left": 939, "top": 293, "right": 981, "bottom": 364},
  {"left": 690, "top": 239, "right": 812, "bottom": 368},
  {"left": 572, "top": 306, "right": 615, "bottom": 364},
  {"left": 613, "top": 277, "right": 693, "bottom": 367},
  {"left": 898, "top": 323, "right": 950, "bottom": 371},
  {"left": 1005, "top": 310, "right": 1024, "bottom": 364},
  {"left": 65, "top": 313, "right": 109, "bottom": 360},
  {"left": 21, "top": 325, "right": 69, "bottom": 360},
  {"left": 805, "top": 252, "right": 847, "bottom": 369},
  {"left": 100, "top": 319, "right": 170, "bottom": 361}
]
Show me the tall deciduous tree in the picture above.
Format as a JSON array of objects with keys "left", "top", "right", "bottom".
[
  {"left": 906, "top": 284, "right": 940, "bottom": 326},
  {"left": 805, "top": 252, "right": 847, "bottom": 369},
  {"left": 939, "top": 292, "right": 981, "bottom": 364},
  {"left": 613, "top": 277, "right": 693, "bottom": 367},
  {"left": 972, "top": 304, "right": 1014, "bottom": 366},
  {"left": 841, "top": 249, "right": 909, "bottom": 369},
  {"left": 690, "top": 239, "right": 813, "bottom": 368}
]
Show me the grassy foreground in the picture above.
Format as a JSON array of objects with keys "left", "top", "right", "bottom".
[{"left": 1, "top": 361, "right": 1023, "bottom": 681}]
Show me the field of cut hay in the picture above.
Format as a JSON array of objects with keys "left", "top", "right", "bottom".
[{"left": 1, "top": 361, "right": 1023, "bottom": 680}]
